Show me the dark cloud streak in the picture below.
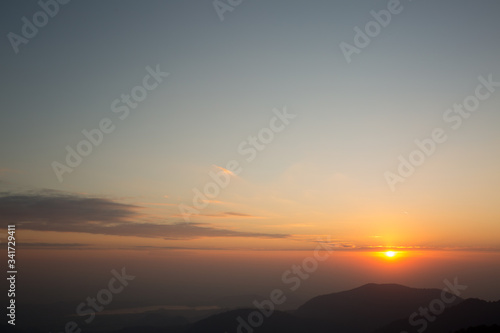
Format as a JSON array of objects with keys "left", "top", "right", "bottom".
[{"left": 0, "top": 192, "right": 288, "bottom": 240}]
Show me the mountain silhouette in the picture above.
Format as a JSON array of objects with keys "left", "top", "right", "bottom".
[
  {"left": 185, "top": 308, "right": 330, "bottom": 333},
  {"left": 184, "top": 283, "right": 466, "bottom": 333},
  {"left": 295, "top": 283, "right": 463, "bottom": 332},
  {"left": 454, "top": 324, "right": 500, "bottom": 332},
  {"left": 375, "top": 298, "right": 500, "bottom": 333},
  {"left": 8, "top": 283, "right": 499, "bottom": 333}
]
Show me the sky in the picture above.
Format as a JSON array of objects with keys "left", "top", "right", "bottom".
[{"left": 1, "top": 0, "right": 500, "bottom": 308}]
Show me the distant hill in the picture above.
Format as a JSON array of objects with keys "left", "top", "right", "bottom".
[
  {"left": 118, "top": 284, "right": 500, "bottom": 333},
  {"left": 454, "top": 324, "right": 500, "bottom": 333},
  {"left": 210, "top": 292, "right": 306, "bottom": 311},
  {"left": 8, "top": 284, "right": 499, "bottom": 333},
  {"left": 296, "top": 283, "right": 463, "bottom": 332},
  {"left": 185, "top": 308, "right": 330, "bottom": 333},
  {"left": 375, "top": 298, "right": 500, "bottom": 333},
  {"left": 185, "top": 283, "right": 467, "bottom": 333}
]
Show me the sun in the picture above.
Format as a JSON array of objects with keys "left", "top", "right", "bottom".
[
  {"left": 385, "top": 251, "right": 396, "bottom": 258},
  {"left": 374, "top": 250, "right": 406, "bottom": 261}
]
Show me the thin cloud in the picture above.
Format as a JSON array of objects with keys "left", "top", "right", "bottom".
[
  {"left": 19, "top": 242, "right": 90, "bottom": 249},
  {"left": 223, "top": 211, "right": 254, "bottom": 217},
  {"left": 213, "top": 164, "right": 236, "bottom": 176},
  {"left": 172, "top": 211, "right": 259, "bottom": 218},
  {"left": 0, "top": 191, "right": 288, "bottom": 240},
  {"left": 201, "top": 199, "right": 225, "bottom": 204},
  {"left": 139, "top": 202, "right": 178, "bottom": 206}
]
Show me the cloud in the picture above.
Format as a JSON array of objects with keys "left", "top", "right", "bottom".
[
  {"left": 0, "top": 191, "right": 288, "bottom": 240},
  {"left": 308, "top": 243, "right": 500, "bottom": 252},
  {"left": 223, "top": 211, "right": 254, "bottom": 217},
  {"left": 213, "top": 164, "right": 236, "bottom": 176},
  {"left": 198, "top": 211, "right": 257, "bottom": 218},
  {"left": 139, "top": 202, "right": 178, "bottom": 207},
  {"left": 171, "top": 211, "right": 259, "bottom": 219},
  {"left": 289, "top": 236, "right": 500, "bottom": 252},
  {"left": 0, "top": 193, "right": 139, "bottom": 225},
  {"left": 18, "top": 242, "right": 90, "bottom": 249}
]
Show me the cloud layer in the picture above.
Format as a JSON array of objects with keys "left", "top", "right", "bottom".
[{"left": 0, "top": 191, "right": 288, "bottom": 240}]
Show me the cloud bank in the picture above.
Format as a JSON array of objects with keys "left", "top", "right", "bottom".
[{"left": 0, "top": 191, "right": 288, "bottom": 240}]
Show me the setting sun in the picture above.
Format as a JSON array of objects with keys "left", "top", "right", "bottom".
[{"left": 385, "top": 251, "right": 396, "bottom": 258}]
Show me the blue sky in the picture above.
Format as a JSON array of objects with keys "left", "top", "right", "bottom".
[{"left": 1, "top": 0, "right": 500, "bottom": 249}]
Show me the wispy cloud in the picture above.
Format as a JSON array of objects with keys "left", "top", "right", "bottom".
[
  {"left": 312, "top": 243, "right": 500, "bottom": 252},
  {"left": 172, "top": 211, "right": 259, "bottom": 218},
  {"left": 18, "top": 242, "right": 90, "bottom": 249},
  {"left": 139, "top": 202, "right": 178, "bottom": 207},
  {"left": 213, "top": 164, "right": 236, "bottom": 176},
  {"left": 0, "top": 191, "right": 287, "bottom": 240}
]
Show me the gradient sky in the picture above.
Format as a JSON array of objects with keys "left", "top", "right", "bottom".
[{"left": 1, "top": 0, "right": 500, "bottom": 305}]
